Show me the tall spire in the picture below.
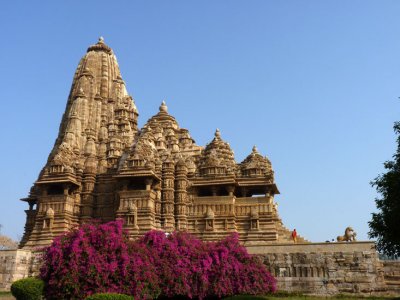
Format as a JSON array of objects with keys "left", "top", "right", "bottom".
[
  {"left": 20, "top": 38, "right": 140, "bottom": 248},
  {"left": 42, "top": 37, "right": 139, "bottom": 177}
]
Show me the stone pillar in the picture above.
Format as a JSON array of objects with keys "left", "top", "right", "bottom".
[
  {"left": 162, "top": 159, "right": 175, "bottom": 232},
  {"left": 226, "top": 185, "right": 235, "bottom": 197},
  {"left": 175, "top": 160, "right": 188, "bottom": 230},
  {"left": 145, "top": 178, "right": 153, "bottom": 191},
  {"left": 80, "top": 165, "right": 96, "bottom": 222},
  {"left": 154, "top": 160, "right": 163, "bottom": 229}
]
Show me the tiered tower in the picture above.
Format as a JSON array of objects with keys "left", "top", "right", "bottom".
[
  {"left": 20, "top": 38, "right": 304, "bottom": 249},
  {"left": 20, "top": 38, "right": 138, "bottom": 248}
]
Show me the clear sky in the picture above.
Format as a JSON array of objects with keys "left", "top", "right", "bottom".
[{"left": 0, "top": 1, "right": 399, "bottom": 242}]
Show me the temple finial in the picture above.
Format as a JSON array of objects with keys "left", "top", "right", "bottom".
[
  {"left": 252, "top": 145, "right": 258, "bottom": 153},
  {"left": 159, "top": 100, "right": 168, "bottom": 112},
  {"left": 215, "top": 128, "right": 221, "bottom": 139},
  {"left": 87, "top": 36, "right": 111, "bottom": 53}
]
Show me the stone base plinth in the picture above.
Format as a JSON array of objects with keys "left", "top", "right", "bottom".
[{"left": 246, "top": 241, "right": 400, "bottom": 296}]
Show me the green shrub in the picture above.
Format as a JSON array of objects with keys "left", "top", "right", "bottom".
[
  {"left": 85, "top": 293, "right": 134, "bottom": 300},
  {"left": 10, "top": 277, "right": 44, "bottom": 300}
]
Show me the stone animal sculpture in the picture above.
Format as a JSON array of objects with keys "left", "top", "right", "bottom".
[{"left": 337, "top": 226, "right": 357, "bottom": 242}]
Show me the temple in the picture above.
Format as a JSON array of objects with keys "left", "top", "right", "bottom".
[{"left": 20, "top": 38, "right": 303, "bottom": 249}]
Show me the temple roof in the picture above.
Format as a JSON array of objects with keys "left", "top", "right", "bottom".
[
  {"left": 119, "top": 101, "right": 202, "bottom": 174},
  {"left": 198, "top": 129, "right": 236, "bottom": 175},
  {"left": 36, "top": 38, "right": 277, "bottom": 187},
  {"left": 239, "top": 145, "right": 274, "bottom": 180}
]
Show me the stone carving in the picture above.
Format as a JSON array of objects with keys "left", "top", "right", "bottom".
[
  {"left": 337, "top": 226, "right": 357, "bottom": 242},
  {"left": 20, "top": 38, "right": 296, "bottom": 248},
  {"left": 205, "top": 207, "right": 215, "bottom": 231},
  {"left": 43, "top": 208, "right": 54, "bottom": 230}
]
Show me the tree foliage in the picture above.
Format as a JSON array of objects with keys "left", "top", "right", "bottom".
[
  {"left": 369, "top": 122, "right": 400, "bottom": 256},
  {"left": 40, "top": 220, "right": 276, "bottom": 300},
  {"left": 0, "top": 224, "right": 18, "bottom": 250}
]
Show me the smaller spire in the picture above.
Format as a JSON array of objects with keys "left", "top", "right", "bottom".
[
  {"left": 98, "top": 36, "right": 104, "bottom": 43},
  {"left": 159, "top": 100, "right": 168, "bottom": 113}
]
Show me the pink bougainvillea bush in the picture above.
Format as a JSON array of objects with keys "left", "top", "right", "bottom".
[
  {"left": 40, "top": 220, "right": 159, "bottom": 300},
  {"left": 140, "top": 230, "right": 276, "bottom": 299},
  {"left": 40, "top": 220, "right": 276, "bottom": 300}
]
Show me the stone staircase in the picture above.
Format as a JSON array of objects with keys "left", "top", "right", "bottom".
[{"left": 276, "top": 222, "right": 309, "bottom": 243}]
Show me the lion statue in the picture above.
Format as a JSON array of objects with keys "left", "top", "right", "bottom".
[{"left": 337, "top": 226, "right": 357, "bottom": 242}]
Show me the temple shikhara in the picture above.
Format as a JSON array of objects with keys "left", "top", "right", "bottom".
[{"left": 20, "top": 38, "right": 301, "bottom": 249}]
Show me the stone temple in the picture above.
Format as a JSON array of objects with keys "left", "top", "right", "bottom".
[
  {"left": 20, "top": 38, "right": 302, "bottom": 249},
  {"left": 7, "top": 38, "right": 399, "bottom": 296}
]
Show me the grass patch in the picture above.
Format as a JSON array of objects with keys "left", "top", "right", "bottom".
[{"left": 0, "top": 291, "right": 13, "bottom": 299}]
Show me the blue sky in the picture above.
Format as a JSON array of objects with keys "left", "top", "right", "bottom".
[{"left": 0, "top": 1, "right": 399, "bottom": 242}]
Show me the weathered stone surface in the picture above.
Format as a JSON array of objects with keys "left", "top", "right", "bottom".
[
  {"left": 0, "top": 250, "right": 32, "bottom": 291},
  {"left": 248, "top": 242, "right": 400, "bottom": 296}
]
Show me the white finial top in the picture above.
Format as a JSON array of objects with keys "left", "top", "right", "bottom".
[
  {"left": 252, "top": 145, "right": 258, "bottom": 153},
  {"left": 159, "top": 100, "right": 168, "bottom": 112},
  {"left": 99, "top": 36, "right": 104, "bottom": 43},
  {"left": 215, "top": 128, "right": 221, "bottom": 138}
]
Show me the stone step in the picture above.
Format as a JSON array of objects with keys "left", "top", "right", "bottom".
[{"left": 385, "top": 280, "right": 400, "bottom": 286}]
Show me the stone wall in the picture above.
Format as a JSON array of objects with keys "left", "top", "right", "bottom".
[
  {"left": 246, "top": 241, "right": 400, "bottom": 296},
  {"left": 1, "top": 243, "right": 399, "bottom": 296},
  {"left": 0, "top": 250, "right": 32, "bottom": 291},
  {"left": 383, "top": 260, "right": 400, "bottom": 294}
]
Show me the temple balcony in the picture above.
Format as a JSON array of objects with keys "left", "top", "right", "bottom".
[
  {"left": 235, "top": 195, "right": 273, "bottom": 204},
  {"left": 235, "top": 196, "right": 275, "bottom": 215},
  {"left": 36, "top": 195, "right": 76, "bottom": 215},
  {"left": 193, "top": 195, "right": 235, "bottom": 204},
  {"left": 118, "top": 190, "right": 157, "bottom": 211},
  {"left": 189, "top": 196, "right": 236, "bottom": 216}
]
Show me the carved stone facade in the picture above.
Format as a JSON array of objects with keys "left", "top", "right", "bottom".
[
  {"left": 20, "top": 38, "right": 300, "bottom": 249},
  {"left": 247, "top": 242, "right": 400, "bottom": 296}
]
